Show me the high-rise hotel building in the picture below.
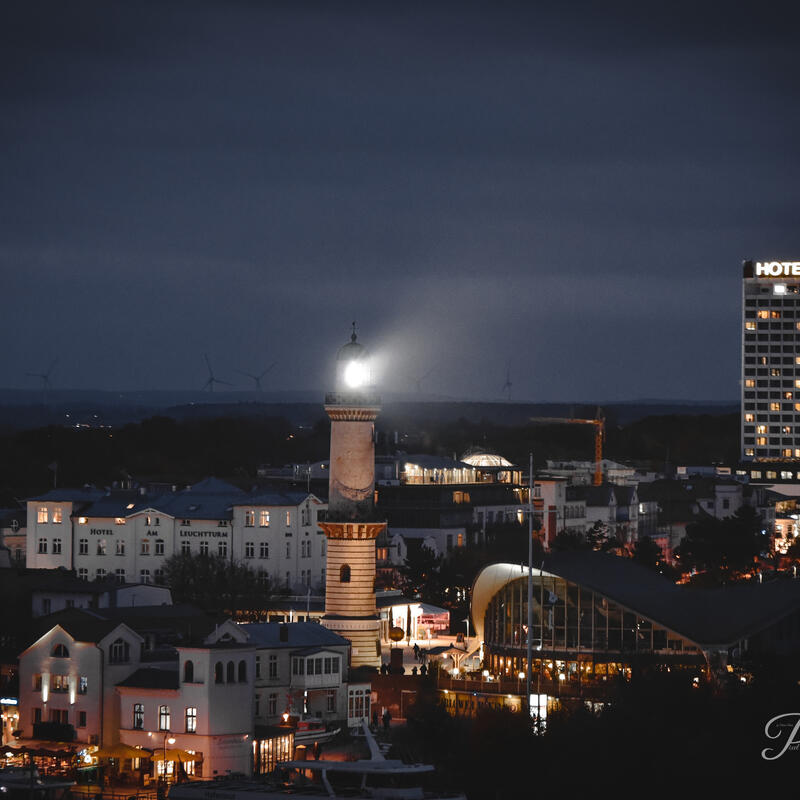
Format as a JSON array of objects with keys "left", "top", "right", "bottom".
[{"left": 742, "top": 260, "right": 800, "bottom": 481}]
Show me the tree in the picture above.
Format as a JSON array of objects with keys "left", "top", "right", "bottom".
[
  {"left": 398, "top": 543, "right": 442, "bottom": 602},
  {"left": 162, "top": 552, "right": 269, "bottom": 612},
  {"left": 632, "top": 535, "right": 663, "bottom": 571}
]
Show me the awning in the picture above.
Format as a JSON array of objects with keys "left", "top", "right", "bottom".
[
  {"left": 95, "top": 744, "right": 152, "bottom": 760},
  {"left": 152, "top": 749, "right": 203, "bottom": 763}
]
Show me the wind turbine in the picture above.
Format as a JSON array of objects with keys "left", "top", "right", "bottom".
[
  {"left": 27, "top": 358, "right": 58, "bottom": 406},
  {"left": 201, "top": 354, "right": 232, "bottom": 392},
  {"left": 501, "top": 362, "right": 512, "bottom": 402},
  {"left": 236, "top": 362, "right": 276, "bottom": 392}
]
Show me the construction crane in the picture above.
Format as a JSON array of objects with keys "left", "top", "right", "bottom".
[{"left": 529, "top": 409, "right": 605, "bottom": 486}]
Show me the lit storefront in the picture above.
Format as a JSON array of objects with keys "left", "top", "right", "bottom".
[{"left": 252, "top": 727, "right": 294, "bottom": 776}]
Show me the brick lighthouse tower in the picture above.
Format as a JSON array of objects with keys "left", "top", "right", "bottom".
[{"left": 319, "top": 327, "right": 385, "bottom": 669}]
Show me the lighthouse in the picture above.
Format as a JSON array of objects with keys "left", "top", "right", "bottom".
[{"left": 319, "top": 327, "right": 385, "bottom": 669}]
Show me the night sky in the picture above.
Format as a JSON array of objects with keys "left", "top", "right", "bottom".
[{"left": 2, "top": 1, "right": 799, "bottom": 401}]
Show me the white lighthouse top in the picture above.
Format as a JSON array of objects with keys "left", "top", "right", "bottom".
[{"left": 335, "top": 324, "right": 371, "bottom": 390}]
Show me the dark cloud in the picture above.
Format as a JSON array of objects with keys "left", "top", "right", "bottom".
[{"left": 1, "top": 0, "right": 798, "bottom": 400}]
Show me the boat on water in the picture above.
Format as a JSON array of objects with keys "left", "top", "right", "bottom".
[
  {"left": 167, "top": 722, "right": 465, "bottom": 800},
  {"left": 290, "top": 716, "right": 341, "bottom": 746},
  {"left": 0, "top": 767, "right": 74, "bottom": 800}
]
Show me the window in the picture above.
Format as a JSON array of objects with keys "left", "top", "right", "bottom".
[
  {"left": 141, "top": 539, "right": 150, "bottom": 555},
  {"left": 268, "top": 693, "right": 277, "bottom": 715},
  {"left": 758, "top": 310, "right": 769, "bottom": 319},
  {"left": 199, "top": 541, "right": 209, "bottom": 555},
  {"left": 38, "top": 538, "right": 47, "bottom": 554},
  {"left": 78, "top": 711, "right": 87, "bottom": 728},
  {"left": 185, "top": 707, "right": 197, "bottom": 733},
  {"left": 33, "top": 707, "right": 42, "bottom": 723},
  {"left": 52, "top": 507, "right": 62, "bottom": 524},
  {"left": 327, "top": 689, "right": 336, "bottom": 713},
  {"left": 97, "top": 539, "right": 107, "bottom": 556},
  {"left": 181, "top": 541, "right": 191, "bottom": 555},
  {"left": 133, "top": 703, "right": 144, "bottom": 729},
  {"left": 155, "top": 539, "right": 164, "bottom": 555},
  {"left": 255, "top": 656, "right": 261, "bottom": 678},
  {"left": 301, "top": 541, "right": 311, "bottom": 558},
  {"left": 218, "top": 541, "right": 227, "bottom": 557},
  {"left": 245, "top": 542, "right": 255, "bottom": 558},
  {"left": 78, "top": 568, "right": 88, "bottom": 580},
  {"left": 745, "top": 321, "right": 756, "bottom": 330},
  {"left": 95, "top": 568, "right": 106, "bottom": 580},
  {"left": 301, "top": 506, "right": 310, "bottom": 526},
  {"left": 116, "top": 539, "right": 126, "bottom": 556},
  {"left": 155, "top": 568, "right": 165, "bottom": 584},
  {"left": 37, "top": 507, "right": 48, "bottom": 524},
  {"left": 321, "top": 540, "right": 326, "bottom": 556},
  {"left": 184, "top": 660, "right": 194, "bottom": 683},
  {"left": 757, "top": 425, "right": 767, "bottom": 434},
  {"left": 255, "top": 694, "right": 261, "bottom": 716},
  {"left": 78, "top": 516, "right": 87, "bottom": 524},
  {"left": 140, "top": 570, "right": 151, "bottom": 584},
  {"left": 238, "top": 660, "right": 247, "bottom": 682},
  {"left": 745, "top": 379, "right": 755, "bottom": 388},
  {"left": 771, "top": 403, "right": 781, "bottom": 411},
  {"left": 757, "top": 437, "right": 767, "bottom": 445},
  {"left": 227, "top": 661, "right": 235, "bottom": 682},
  {"left": 159, "top": 705, "right": 170, "bottom": 731},
  {"left": 285, "top": 511, "right": 291, "bottom": 526},
  {"left": 260, "top": 510, "right": 270, "bottom": 527},
  {"left": 269, "top": 655, "right": 278, "bottom": 679},
  {"left": 110, "top": 638, "right": 130, "bottom": 663},
  {"left": 285, "top": 542, "right": 291, "bottom": 559},
  {"left": 79, "top": 676, "right": 88, "bottom": 694},
  {"left": 215, "top": 662, "right": 223, "bottom": 683},
  {"left": 52, "top": 643, "right": 69, "bottom": 658},
  {"left": 115, "top": 568, "right": 126, "bottom": 583},
  {"left": 115, "top": 518, "right": 126, "bottom": 525},
  {"left": 245, "top": 510, "right": 255, "bottom": 527},
  {"left": 79, "top": 538, "right": 88, "bottom": 555},
  {"left": 260, "top": 542, "right": 269, "bottom": 559}
]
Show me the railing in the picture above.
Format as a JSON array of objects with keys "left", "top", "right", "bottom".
[{"left": 437, "top": 675, "right": 615, "bottom": 700}]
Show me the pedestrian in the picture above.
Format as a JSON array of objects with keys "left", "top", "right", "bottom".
[
  {"left": 413, "top": 643, "right": 419, "bottom": 661},
  {"left": 382, "top": 709, "right": 391, "bottom": 731},
  {"left": 411, "top": 666, "right": 418, "bottom": 675},
  {"left": 420, "top": 664, "right": 427, "bottom": 676}
]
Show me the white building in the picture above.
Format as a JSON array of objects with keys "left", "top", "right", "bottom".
[{"left": 25, "top": 479, "right": 327, "bottom": 593}]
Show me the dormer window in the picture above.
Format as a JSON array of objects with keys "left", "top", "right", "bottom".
[
  {"left": 51, "top": 644, "right": 69, "bottom": 658},
  {"left": 109, "top": 638, "right": 130, "bottom": 664}
]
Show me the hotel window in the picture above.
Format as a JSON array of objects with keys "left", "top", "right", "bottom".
[
  {"left": 269, "top": 654, "right": 278, "bottom": 679},
  {"left": 260, "top": 542, "right": 269, "bottom": 559},
  {"left": 52, "top": 507, "right": 62, "bottom": 524},
  {"left": 37, "top": 507, "right": 48, "bottom": 524},
  {"left": 51, "top": 674, "right": 68, "bottom": 693},
  {"left": 115, "top": 568, "right": 126, "bottom": 583},
  {"left": 285, "top": 511, "right": 291, "bottom": 526},
  {"left": 218, "top": 541, "right": 227, "bottom": 557},
  {"left": 301, "top": 540, "right": 310, "bottom": 558},
  {"left": 78, "top": 711, "right": 87, "bottom": 728},
  {"left": 783, "top": 426, "right": 792, "bottom": 434},
  {"left": 783, "top": 449, "right": 792, "bottom": 458},
  {"left": 757, "top": 437, "right": 767, "bottom": 445},
  {"left": 770, "top": 403, "right": 780, "bottom": 411},
  {"left": 97, "top": 539, "right": 107, "bottom": 555},
  {"left": 116, "top": 540, "right": 125, "bottom": 555},
  {"left": 115, "top": 518, "right": 126, "bottom": 525},
  {"left": 327, "top": 689, "right": 336, "bottom": 712},
  {"left": 159, "top": 705, "right": 171, "bottom": 731},
  {"left": 155, "top": 539, "right": 164, "bottom": 555},
  {"left": 141, "top": 539, "right": 150, "bottom": 555},
  {"left": 745, "top": 379, "right": 755, "bottom": 388},
  {"left": 772, "top": 311, "right": 782, "bottom": 318},
  {"left": 52, "top": 537, "right": 62, "bottom": 553},
  {"left": 285, "top": 542, "right": 291, "bottom": 559},
  {"left": 79, "top": 538, "right": 88, "bottom": 555},
  {"left": 133, "top": 703, "right": 144, "bottom": 729},
  {"left": 744, "top": 413, "right": 754, "bottom": 422},
  {"left": 245, "top": 510, "right": 255, "bottom": 527},
  {"left": 785, "top": 392, "right": 794, "bottom": 399},
  {"left": 185, "top": 707, "right": 197, "bottom": 733},
  {"left": 321, "top": 540, "right": 326, "bottom": 556},
  {"left": 772, "top": 369, "right": 782, "bottom": 376},
  {"left": 96, "top": 568, "right": 107, "bottom": 580},
  {"left": 140, "top": 569, "right": 151, "bottom": 584},
  {"left": 109, "top": 638, "right": 130, "bottom": 663},
  {"left": 199, "top": 541, "right": 209, "bottom": 555},
  {"left": 745, "top": 321, "right": 756, "bottom": 330},
  {"left": 268, "top": 693, "right": 277, "bottom": 715},
  {"left": 758, "top": 310, "right": 769, "bottom": 319},
  {"left": 795, "top": 449, "right": 800, "bottom": 458},
  {"left": 37, "top": 538, "right": 47, "bottom": 554},
  {"left": 260, "top": 510, "right": 270, "bottom": 527},
  {"left": 78, "top": 568, "right": 88, "bottom": 580},
  {"left": 245, "top": 542, "right": 255, "bottom": 558},
  {"left": 79, "top": 676, "right": 88, "bottom": 694},
  {"left": 255, "top": 694, "right": 261, "bottom": 716},
  {"left": 757, "top": 425, "right": 767, "bottom": 434},
  {"left": 181, "top": 541, "right": 191, "bottom": 555}
]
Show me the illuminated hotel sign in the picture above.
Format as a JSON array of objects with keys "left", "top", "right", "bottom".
[{"left": 752, "top": 261, "right": 800, "bottom": 277}]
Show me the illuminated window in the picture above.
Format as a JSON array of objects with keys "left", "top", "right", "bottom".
[
  {"left": 745, "top": 413, "right": 754, "bottom": 422},
  {"left": 245, "top": 510, "right": 255, "bottom": 527},
  {"left": 772, "top": 369, "right": 781, "bottom": 376},
  {"left": 745, "top": 321, "right": 756, "bottom": 330},
  {"left": 52, "top": 507, "right": 62, "bottom": 524},
  {"left": 133, "top": 703, "right": 144, "bottom": 729},
  {"left": 758, "top": 310, "right": 769, "bottom": 319},
  {"left": 783, "top": 426, "right": 792, "bottom": 434},
  {"left": 37, "top": 507, "right": 48, "bottom": 524},
  {"left": 771, "top": 403, "right": 781, "bottom": 411},
  {"left": 285, "top": 511, "right": 291, "bottom": 526},
  {"left": 78, "top": 516, "right": 87, "bottom": 524},
  {"left": 771, "top": 311, "right": 781, "bottom": 318},
  {"left": 260, "top": 510, "right": 270, "bottom": 527},
  {"left": 757, "top": 425, "right": 767, "bottom": 434},
  {"left": 757, "top": 437, "right": 767, "bottom": 445},
  {"left": 783, "top": 449, "right": 792, "bottom": 458},
  {"left": 185, "top": 707, "right": 197, "bottom": 733},
  {"left": 785, "top": 392, "right": 793, "bottom": 400},
  {"left": 115, "top": 518, "right": 126, "bottom": 525},
  {"left": 745, "top": 379, "right": 755, "bottom": 388},
  {"left": 159, "top": 705, "right": 170, "bottom": 731},
  {"left": 795, "top": 449, "right": 800, "bottom": 458}
]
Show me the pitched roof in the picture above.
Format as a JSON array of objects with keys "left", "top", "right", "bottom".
[
  {"left": 240, "top": 622, "right": 350, "bottom": 649},
  {"left": 35, "top": 608, "right": 122, "bottom": 644},
  {"left": 117, "top": 668, "right": 179, "bottom": 690}
]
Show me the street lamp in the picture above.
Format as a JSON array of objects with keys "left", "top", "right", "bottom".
[{"left": 163, "top": 735, "right": 175, "bottom": 782}]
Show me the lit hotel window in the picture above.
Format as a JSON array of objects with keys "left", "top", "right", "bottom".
[
  {"left": 758, "top": 310, "right": 769, "bottom": 319},
  {"left": 757, "top": 437, "right": 767, "bottom": 445},
  {"left": 795, "top": 449, "right": 800, "bottom": 458},
  {"left": 78, "top": 516, "right": 87, "bottom": 524},
  {"left": 757, "top": 425, "right": 767, "bottom": 434},
  {"left": 745, "top": 379, "right": 755, "bottom": 388},
  {"left": 115, "top": 517, "right": 126, "bottom": 525},
  {"left": 745, "top": 413, "right": 754, "bottom": 422},
  {"left": 260, "top": 510, "right": 270, "bottom": 527},
  {"left": 37, "top": 507, "right": 48, "bottom": 524},
  {"left": 772, "top": 369, "right": 782, "bottom": 376},
  {"left": 771, "top": 403, "right": 781, "bottom": 411},
  {"left": 745, "top": 322, "right": 756, "bottom": 330},
  {"left": 783, "top": 449, "right": 792, "bottom": 458},
  {"left": 785, "top": 392, "right": 794, "bottom": 400},
  {"left": 745, "top": 448, "right": 755, "bottom": 456},
  {"left": 771, "top": 311, "right": 782, "bottom": 318},
  {"left": 52, "top": 507, "right": 62, "bottom": 524},
  {"left": 783, "top": 426, "right": 792, "bottom": 434}
]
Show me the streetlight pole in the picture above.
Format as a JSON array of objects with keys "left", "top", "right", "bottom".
[
  {"left": 163, "top": 735, "right": 175, "bottom": 786},
  {"left": 526, "top": 453, "right": 534, "bottom": 717}
]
